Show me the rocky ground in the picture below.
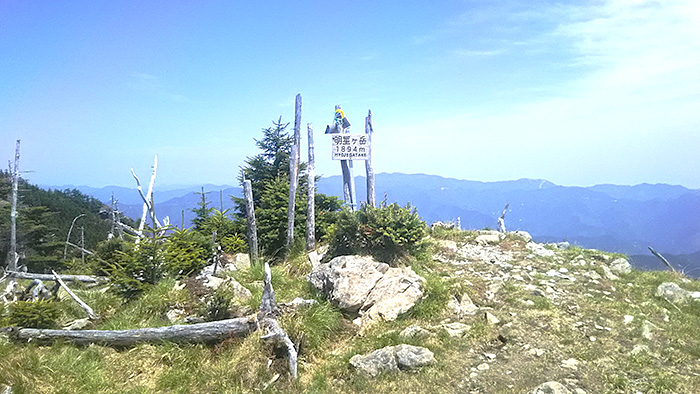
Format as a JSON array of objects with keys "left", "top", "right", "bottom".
[
  {"left": 2, "top": 229, "right": 700, "bottom": 394},
  {"left": 309, "top": 229, "right": 700, "bottom": 393}
]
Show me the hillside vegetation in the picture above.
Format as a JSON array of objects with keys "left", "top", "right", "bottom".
[{"left": 2, "top": 225, "right": 700, "bottom": 393}]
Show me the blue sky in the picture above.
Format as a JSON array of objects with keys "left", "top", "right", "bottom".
[{"left": 1, "top": 0, "right": 699, "bottom": 189}]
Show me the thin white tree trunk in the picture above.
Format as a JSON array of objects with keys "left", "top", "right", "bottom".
[
  {"left": 365, "top": 110, "right": 375, "bottom": 208},
  {"left": 244, "top": 179, "right": 259, "bottom": 263},
  {"left": 6, "top": 140, "right": 20, "bottom": 271},
  {"left": 132, "top": 155, "right": 159, "bottom": 244},
  {"left": 287, "top": 94, "right": 302, "bottom": 250},
  {"left": 306, "top": 123, "right": 316, "bottom": 250},
  {"left": 52, "top": 270, "right": 98, "bottom": 320}
]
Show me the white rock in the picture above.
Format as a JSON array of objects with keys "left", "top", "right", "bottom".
[
  {"left": 561, "top": 358, "right": 580, "bottom": 370},
  {"left": 476, "top": 362, "right": 490, "bottom": 371},
  {"left": 623, "top": 315, "right": 634, "bottom": 324},
  {"left": 442, "top": 322, "right": 471, "bottom": 337},
  {"left": 610, "top": 258, "right": 632, "bottom": 275}
]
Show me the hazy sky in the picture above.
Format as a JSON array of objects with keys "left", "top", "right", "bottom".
[{"left": 2, "top": 0, "right": 699, "bottom": 188}]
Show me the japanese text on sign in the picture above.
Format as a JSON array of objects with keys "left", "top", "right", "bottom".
[{"left": 331, "top": 134, "right": 370, "bottom": 160}]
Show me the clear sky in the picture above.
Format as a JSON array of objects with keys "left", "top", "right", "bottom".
[{"left": 1, "top": 0, "right": 699, "bottom": 189}]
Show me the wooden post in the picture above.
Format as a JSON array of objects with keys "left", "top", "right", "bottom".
[
  {"left": 306, "top": 123, "right": 316, "bottom": 250},
  {"left": 6, "top": 140, "right": 20, "bottom": 271},
  {"left": 244, "top": 179, "right": 259, "bottom": 264},
  {"left": 287, "top": 94, "right": 302, "bottom": 250},
  {"left": 365, "top": 110, "right": 375, "bottom": 208},
  {"left": 335, "top": 105, "right": 357, "bottom": 211}
]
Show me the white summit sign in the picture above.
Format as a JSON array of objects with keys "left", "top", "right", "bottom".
[{"left": 331, "top": 134, "right": 370, "bottom": 160}]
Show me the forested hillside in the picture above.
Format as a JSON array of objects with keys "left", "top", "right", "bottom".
[{"left": 0, "top": 171, "right": 115, "bottom": 272}]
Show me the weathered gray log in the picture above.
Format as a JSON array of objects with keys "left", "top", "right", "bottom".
[
  {"left": 25, "top": 279, "right": 51, "bottom": 300},
  {"left": 6, "top": 271, "right": 108, "bottom": 284},
  {"left": 11, "top": 317, "right": 258, "bottom": 346},
  {"left": 306, "top": 123, "right": 316, "bottom": 251},
  {"left": 243, "top": 179, "right": 259, "bottom": 264},
  {"left": 365, "top": 110, "right": 375, "bottom": 208},
  {"left": 287, "top": 94, "right": 302, "bottom": 251},
  {"left": 52, "top": 270, "right": 97, "bottom": 320},
  {"left": 649, "top": 246, "right": 677, "bottom": 273},
  {"left": 6, "top": 140, "right": 20, "bottom": 272},
  {"left": 259, "top": 262, "right": 297, "bottom": 379}
]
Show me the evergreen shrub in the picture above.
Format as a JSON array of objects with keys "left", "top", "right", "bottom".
[{"left": 328, "top": 202, "right": 427, "bottom": 264}]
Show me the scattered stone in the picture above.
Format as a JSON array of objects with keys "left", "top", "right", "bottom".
[
  {"left": 600, "top": 265, "right": 618, "bottom": 281},
  {"left": 574, "top": 389, "right": 586, "bottom": 394},
  {"left": 642, "top": 320, "right": 655, "bottom": 340},
  {"left": 442, "top": 322, "right": 471, "bottom": 337},
  {"left": 527, "top": 243, "right": 556, "bottom": 257},
  {"left": 656, "top": 282, "right": 693, "bottom": 304},
  {"left": 476, "top": 362, "right": 490, "bottom": 371},
  {"left": 394, "top": 344, "right": 435, "bottom": 370},
  {"left": 624, "top": 315, "right": 634, "bottom": 324},
  {"left": 561, "top": 358, "right": 580, "bottom": 370},
  {"left": 437, "top": 239, "right": 458, "bottom": 253},
  {"left": 484, "top": 353, "right": 497, "bottom": 360},
  {"left": 630, "top": 344, "right": 650, "bottom": 356},
  {"left": 609, "top": 258, "right": 631, "bottom": 275},
  {"left": 308, "top": 250, "right": 322, "bottom": 269},
  {"left": 165, "top": 308, "right": 186, "bottom": 324},
  {"left": 63, "top": 318, "right": 90, "bottom": 330},
  {"left": 511, "top": 230, "right": 533, "bottom": 242},
  {"left": 349, "top": 347, "right": 398, "bottom": 377},
  {"left": 485, "top": 311, "right": 501, "bottom": 325},
  {"left": 475, "top": 231, "right": 504, "bottom": 245},
  {"left": 530, "top": 381, "right": 573, "bottom": 394},
  {"left": 349, "top": 345, "right": 434, "bottom": 377},
  {"left": 399, "top": 325, "right": 433, "bottom": 339},
  {"left": 527, "top": 348, "right": 545, "bottom": 357},
  {"left": 227, "top": 253, "right": 251, "bottom": 271},
  {"left": 447, "top": 293, "right": 479, "bottom": 318},
  {"left": 1, "top": 384, "right": 13, "bottom": 394}
]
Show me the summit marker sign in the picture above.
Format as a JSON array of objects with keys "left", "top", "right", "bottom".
[{"left": 331, "top": 134, "right": 370, "bottom": 160}]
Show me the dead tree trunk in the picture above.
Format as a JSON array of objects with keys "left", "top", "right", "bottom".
[
  {"left": 258, "top": 262, "right": 297, "bottom": 378},
  {"left": 6, "top": 140, "right": 20, "bottom": 272},
  {"left": 365, "top": 110, "right": 376, "bottom": 208},
  {"left": 243, "top": 179, "right": 259, "bottom": 264},
  {"left": 306, "top": 123, "right": 316, "bottom": 251},
  {"left": 132, "top": 155, "right": 160, "bottom": 244},
  {"left": 12, "top": 263, "right": 303, "bottom": 379},
  {"left": 64, "top": 214, "right": 86, "bottom": 260},
  {"left": 286, "top": 94, "right": 302, "bottom": 251},
  {"left": 10, "top": 317, "right": 258, "bottom": 346},
  {"left": 6, "top": 271, "right": 108, "bottom": 284},
  {"left": 52, "top": 270, "right": 98, "bottom": 319},
  {"left": 498, "top": 203, "right": 509, "bottom": 233},
  {"left": 648, "top": 246, "right": 678, "bottom": 273}
]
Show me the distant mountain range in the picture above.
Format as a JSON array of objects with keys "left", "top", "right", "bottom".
[{"left": 48, "top": 173, "right": 700, "bottom": 273}]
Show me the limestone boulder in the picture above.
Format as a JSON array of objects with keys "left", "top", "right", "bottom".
[
  {"left": 308, "top": 255, "right": 425, "bottom": 329},
  {"left": 656, "top": 282, "right": 692, "bottom": 304},
  {"left": 530, "top": 381, "right": 572, "bottom": 394},
  {"left": 609, "top": 258, "right": 632, "bottom": 275},
  {"left": 307, "top": 255, "right": 387, "bottom": 313},
  {"left": 349, "top": 344, "right": 434, "bottom": 377}
]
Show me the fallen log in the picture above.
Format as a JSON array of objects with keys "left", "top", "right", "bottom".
[
  {"left": 10, "top": 316, "right": 258, "bottom": 346},
  {"left": 6, "top": 271, "right": 108, "bottom": 284}
]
